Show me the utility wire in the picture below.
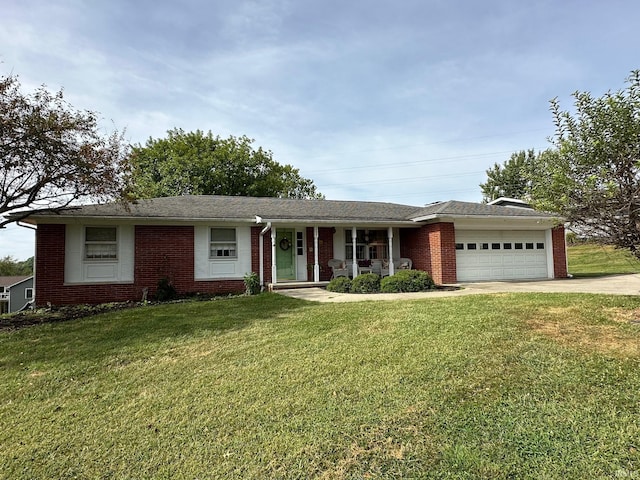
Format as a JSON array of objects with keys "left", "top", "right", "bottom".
[{"left": 304, "top": 147, "right": 547, "bottom": 175}]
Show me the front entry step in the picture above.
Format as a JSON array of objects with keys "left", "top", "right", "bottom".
[{"left": 268, "top": 281, "right": 329, "bottom": 292}]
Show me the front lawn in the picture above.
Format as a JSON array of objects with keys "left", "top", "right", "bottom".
[
  {"left": 1, "top": 293, "right": 639, "bottom": 478},
  {"left": 568, "top": 243, "right": 640, "bottom": 276}
]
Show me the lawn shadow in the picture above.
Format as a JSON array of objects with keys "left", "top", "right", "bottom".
[{"left": 0, "top": 293, "right": 313, "bottom": 367}]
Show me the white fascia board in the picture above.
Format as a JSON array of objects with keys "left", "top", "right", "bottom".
[{"left": 453, "top": 216, "right": 559, "bottom": 231}]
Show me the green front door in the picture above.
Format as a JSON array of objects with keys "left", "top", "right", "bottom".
[{"left": 276, "top": 229, "right": 296, "bottom": 281}]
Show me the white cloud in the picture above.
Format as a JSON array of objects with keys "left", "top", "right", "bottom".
[{"left": 3, "top": 0, "right": 640, "bottom": 256}]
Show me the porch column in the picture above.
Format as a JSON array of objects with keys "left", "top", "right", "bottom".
[
  {"left": 271, "top": 227, "right": 277, "bottom": 284},
  {"left": 388, "top": 227, "right": 395, "bottom": 276},
  {"left": 313, "top": 226, "right": 320, "bottom": 282},
  {"left": 352, "top": 227, "right": 358, "bottom": 278}
]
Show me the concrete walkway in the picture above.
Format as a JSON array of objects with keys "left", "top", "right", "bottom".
[{"left": 276, "top": 274, "right": 640, "bottom": 303}]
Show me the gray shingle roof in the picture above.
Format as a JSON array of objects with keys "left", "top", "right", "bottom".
[
  {"left": 409, "top": 200, "right": 556, "bottom": 219},
  {"left": 21, "top": 196, "right": 556, "bottom": 224},
  {"left": 29, "top": 195, "right": 419, "bottom": 223}
]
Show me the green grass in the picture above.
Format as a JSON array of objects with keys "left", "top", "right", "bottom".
[
  {"left": 1, "top": 293, "right": 640, "bottom": 478},
  {"left": 568, "top": 243, "right": 640, "bottom": 276}
]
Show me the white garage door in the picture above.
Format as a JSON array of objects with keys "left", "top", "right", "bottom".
[{"left": 455, "top": 230, "right": 548, "bottom": 281}]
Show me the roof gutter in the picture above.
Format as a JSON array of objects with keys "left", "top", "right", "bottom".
[
  {"left": 17, "top": 220, "right": 37, "bottom": 230},
  {"left": 22, "top": 214, "right": 417, "bottom": 226}
]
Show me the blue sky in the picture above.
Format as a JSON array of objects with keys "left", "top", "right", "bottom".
[{"left": 2, "top": 0, "right": 639, "bottom": 260}]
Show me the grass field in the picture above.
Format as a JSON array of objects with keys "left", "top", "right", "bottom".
[
  {"left": 1, "top": 293, "right": 639, "bottom": 478},
  {"left": 567, "top": 243, "right": 640, "bottom": 277}
]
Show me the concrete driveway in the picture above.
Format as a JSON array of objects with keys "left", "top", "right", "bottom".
[{"left": 276, "top": 274, "right": 640, "bottom": 303}]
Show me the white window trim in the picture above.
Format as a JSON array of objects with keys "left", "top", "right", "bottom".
[{"left": 25, "top": 288, "right": 33, "bottom": 299}]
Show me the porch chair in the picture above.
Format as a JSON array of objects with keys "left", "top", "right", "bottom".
[
  {"left": 380, "top": 258, "right": 412, "bottom": 277},
  {"left": 395, "top": 258, "right": 413, "bottom": 270},
  {"left": 328, "top": 259, "right": 349, "bottom": 279},
  {"left": 380, "top": 259, "right": 390, "bottom": 278},
  {"left": 370, "top": 259, "right": 383, "bottom": 276}
]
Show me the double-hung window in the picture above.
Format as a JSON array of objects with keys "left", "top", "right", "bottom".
[
  {"left": 85, "top": 227, "right": 117, "bottom": 260},
  {"left": 210, "top": 228, "right": 237, "bottom": 258}
]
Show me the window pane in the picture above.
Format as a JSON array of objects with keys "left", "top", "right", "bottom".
[
  {"left": 503, "top": 243, "right": 512, "bottom": 250},
  {"left": 211, "top": 228, "right": 236, "bottom": 242},
  {"left": 210, "top": 245, "right": 236, "bottom": 257},
  {"left": 467, "top": 243, "right": 477, "bottom": 250},
  {"left": 455, "top": 243, "right": 464, "bottom": 250},
  {"left": 481, "top": 243, "right": 489, "bottom": 250},
  {"left": 515, "top": 243, "right": 523, "bottom": 250},
  {"left": 86, "top": 227, "right": 116, "bottom": 242},
  {"left": 526, "top": 243, "right": 534, "bottom": 249},
  {"left": 86, "top": 243, "right": 117, "bottom": 259},
  {"left": 537, "top": 243, "right": 545, "bottom": 249},
  {"left": 492, "top": 243, "right": 501, "bottom": 250}
]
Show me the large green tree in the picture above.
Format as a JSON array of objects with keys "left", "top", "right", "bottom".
[
  {"left": 0, "top": 74, "right": 130, "bottom": 227},
  {"left": 480, "top": 149, "right": 539, "bottom": 202},
  {"left": 531, "top": 70, "right": 640, "bottom": 256},
  {"left": 129, "top": 129, "right": 322, "bottom": 199},
  {"left": 0, "top": 256, "right": 33, "bottom": 276}
]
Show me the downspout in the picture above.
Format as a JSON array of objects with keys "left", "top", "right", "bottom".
[{"left": 259, "top": 221, "right": 272, "bottom": 289}]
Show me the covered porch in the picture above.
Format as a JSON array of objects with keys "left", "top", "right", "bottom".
[{"left": 256, "top": 222, "right": 412, "bottom": 289}]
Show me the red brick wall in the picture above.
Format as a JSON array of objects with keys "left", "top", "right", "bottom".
[
  {"left": 425, "top": 223, "right": 457, "bottom": 284},
  {"left": 134, "top": 225, "right": 195, "bottom": 295},
  {"left": 552, "top": 225, "right": 568, "bottom": 278},
  {"left": 35, "top": 224, "right": 67, "bottom": 306},
  {"left": 400, "top": 227, "right": 432, "bottom": 273},
  {"left": 34, "top": 224, "right": 246, "bottom": 306},
  {"left": 400, "top": 223, "right": 457, "bottom": 284},
  {"left": 133, "top": 225, "right": 244, "bottom": 297}
]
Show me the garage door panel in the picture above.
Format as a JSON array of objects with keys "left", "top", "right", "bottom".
[
  {"left": 477, "top": 256, "right": 494, "bottom": 266},
  {"left": 502, "top": 255, "right": 516, "bottom": 265},
  {"left": 456, "top": 230, "right": 548, "bottom": 281}
]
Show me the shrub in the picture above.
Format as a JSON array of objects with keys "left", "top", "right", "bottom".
[
  {"left": 244, "top": 272, "right": 261, "bottom": 295},
  {"left": 350, "top": 273, "right": 381, "bottom": 294},
  {"left": 380, "top": 270, "right": 434, "bottom": 293},
  {"left": 326, "top": 276, "right": 352, "bottom": 293},
  {"left": 155, "top": 278, "right": 177, "bottom": 301}
]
